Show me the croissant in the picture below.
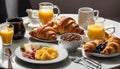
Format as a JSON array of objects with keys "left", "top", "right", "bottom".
[
  {"left": 29, "top": 16, "right": 84, "bottom": 40},
  {"left": 84, "top": 39, "right": 104, "bottom": 52},
  {"left": 100, "top": 37, "right": 120, "bottom": 55},
  {"left": 47, "top": 16, "right": 84, "bottom": 35},
  {"left": 104, "top": 32, "right": 113, "bottom": 40},
  {"left": 29, "top": 25, "right": 57, "bottom": 40}
]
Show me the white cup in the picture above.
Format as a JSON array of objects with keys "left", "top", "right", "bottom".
[{"left": 78, "top": 7, "right": 99, "bottom": 29}]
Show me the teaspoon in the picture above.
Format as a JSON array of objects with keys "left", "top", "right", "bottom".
[{"left": 5, "top": 48, "right": 13, "bottom": 69}]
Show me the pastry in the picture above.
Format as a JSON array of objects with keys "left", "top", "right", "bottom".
[
  {"left": 83, "top": 39, "right": 104, "bottom": 52},
  {"left": 29, "top": 16, "right": 84, "bottom": 40},
  {"left": 101, "top": 37, "right": 120, "bottom": 54},
  {"left": 29, "top": 25, "right": 57, "bottom": 40},
  {"left": 105, "top": 32, "right": 113, "bottom": 40},
  {"left": 47, "top": 16, "right": 84, "bottom": 34}
]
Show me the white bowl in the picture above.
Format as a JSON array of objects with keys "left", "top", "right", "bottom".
[{"left": 58, "top": 33, "right": 82, "bottom": 52}]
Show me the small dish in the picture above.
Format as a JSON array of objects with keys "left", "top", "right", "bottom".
[{"left": 15, "top": 43, "right": 68, "bottom": 64}]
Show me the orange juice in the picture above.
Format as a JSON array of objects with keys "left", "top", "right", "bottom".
[
  {"left": 38, "top": 9, "right": 54, "bottom": 25},
  {"left": 87, "top": 24, "right": 105, "bottom": 40},
  {"left": 0, "top": 28, "right": 14, "bottom": 45}
]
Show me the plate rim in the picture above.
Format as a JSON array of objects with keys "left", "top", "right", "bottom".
[
  {"left": 85, "top": 52, "right": 120, "bottom": 58},
  {"left": 15, "top": 43, "right": 68, "bottom": 64},
  {"left": 30, "top": 36, "right": 57, "bottom": 42}
]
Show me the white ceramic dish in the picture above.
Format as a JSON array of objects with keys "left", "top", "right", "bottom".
[
  {"left": 86, "top": 52, "right": 120, "bottom": 58},
  {"left": 15, "top": 43, "right": 68, "bottom": 64},
  {"left": 58, "top": 33, "right": 82, "bottom": 52}
]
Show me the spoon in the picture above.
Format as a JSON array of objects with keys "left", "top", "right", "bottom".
[{"left": 5, "top": 48, "right": 13, "bottom": 69}]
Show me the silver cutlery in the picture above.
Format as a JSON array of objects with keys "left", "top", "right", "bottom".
[
  {"left": 81, "top": 57, "right": 101, "bottom": 69},
  {"left": 5, "top": 48, "right": 13, "bottom": 69},
  {"left": 70, "top": 56, "right": 101, "bottom": 69},
  {"left": 70, "top": 56, "right": 94, "bottom": 69},
  {"left": 70, "top": 46, "right": 101, "bottom": 69}
]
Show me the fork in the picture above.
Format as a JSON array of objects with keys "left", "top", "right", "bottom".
[
  {"left": 70, "top": 56, "right": 94, "bottom": 69},
  {"left": 78, "top": 47, "right": 101, "bottom": 69},
  {"left": 81, "top": 57, "right": 101, "bottom": 69},
  {"left": 70, "top": 56, "right": 101, "bottom": 69},
  {"left": 70, "top": 47, "right": 102, "bottom": 69}
]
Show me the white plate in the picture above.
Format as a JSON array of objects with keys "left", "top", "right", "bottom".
[
  {"left": 28, "top": 23, "right": 40, "bottom": 28},
  {"left": 30, "top": 37, "right": 57, "bottom": 42},
  {"left": 15, "top": 43, "right": 68, "bottom": 64},
  {"left": 86, "top": 52, "right": 120, "bottom": 58}
]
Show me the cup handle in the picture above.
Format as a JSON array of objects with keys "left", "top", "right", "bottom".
[
  {"left": 53, "top": 5, "right": 60, "bottom": 17},
  {"left": 105, "top": 26, "right": 115, "bottom": 34},
  {"left": 94, "top": 10, "right": 99, "bottom": 20}
]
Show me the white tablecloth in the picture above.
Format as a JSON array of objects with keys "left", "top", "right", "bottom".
[{"left": 1, "top": 14, "right": 120, "bottom": 69}]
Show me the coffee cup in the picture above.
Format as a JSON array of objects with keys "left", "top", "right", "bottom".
[{"left": 78, "top": 7, "right": 99, "bottom": 29}]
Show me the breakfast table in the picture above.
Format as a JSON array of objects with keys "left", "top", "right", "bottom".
[{"left": 0, "top": 14, "right": 120, "bottom": 69}]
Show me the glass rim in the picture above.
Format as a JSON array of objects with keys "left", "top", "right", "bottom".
[
  {"left": 79, "top": 7, "right": 94, "bottom": 12},
  {"left": 6, "top": 17, "right": 23, "bottom": 23},
  {"left": 0, "top": 23, "right": 14, "bottom": 28},
  {"left": 39, "top": 2, "right": 53, "bottom": 6}
]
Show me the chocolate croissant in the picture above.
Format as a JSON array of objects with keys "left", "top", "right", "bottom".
[
  {"left": 83, "top": 39, "right": 104, "bottom": 52},
  {"left": 100, "top": 37, "right": 120, "bottom": 55},
  {"left": 47, "top": 16, "right": 84, "bottom": 35},
  {"left": 29, "top": 25, "right": 57, "bottom": 40}
]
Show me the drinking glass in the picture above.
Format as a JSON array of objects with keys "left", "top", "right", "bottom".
[
  {"left": 0, "top": 23, "right": 14, "bottom": 46},
  {"left": 87, "top": 18, "right": 105, "bottom": 40},
  {"left": 6, "top": 17, "right": 26, "bottom": 40},
  {"left": 38, "top": 2, "right": 60, "bottom": 25}
]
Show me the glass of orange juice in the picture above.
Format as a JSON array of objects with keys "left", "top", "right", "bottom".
[
  {"left": 87, "top": 18, "right": 105, "bottom": 40},
  {"left": 87, "top": 24, "right": 105, "bottom": 40},
  {"left": 0, "top": 23, "right": 14, "bottom": 46},
  {"left": 38, "top": 2, "right": 60, "bottom": 25}
]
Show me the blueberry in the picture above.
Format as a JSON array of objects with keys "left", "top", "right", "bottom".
[{"left": 94, "top": 42, "right": 108, "bottom": 53}]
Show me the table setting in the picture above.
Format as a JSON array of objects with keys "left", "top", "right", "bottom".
[{"left": 0, "top": 2, "right": 120, "bottom": 69}]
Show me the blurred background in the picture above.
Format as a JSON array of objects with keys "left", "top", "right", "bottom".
[{"left": 0, "top": 0, "right": 120, "bottom": 23}]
